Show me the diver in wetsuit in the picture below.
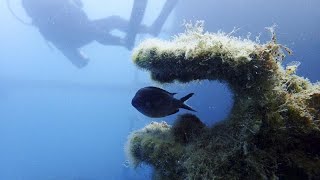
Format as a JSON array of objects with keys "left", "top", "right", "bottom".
[{"left": 21, "top": 0, "right": 179, "bottom": 68}]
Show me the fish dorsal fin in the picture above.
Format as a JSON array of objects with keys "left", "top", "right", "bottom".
[{"left": 146, "top": 86, "right": 172, "bottom": 95}]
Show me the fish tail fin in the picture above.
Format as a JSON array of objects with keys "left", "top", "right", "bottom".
[
  {"left": 180, "top": 93, "right": 196, "bottom": 112},
  {"left": 180, "top": 93, "right": 194, "bottom": 102},
  {"left": 181, "top": 104, "right": 197, "bottom": 112}
]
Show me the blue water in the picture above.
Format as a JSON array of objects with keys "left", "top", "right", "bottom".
[{"left": 0, "top": 0, "right": 319, "bottom": 179}]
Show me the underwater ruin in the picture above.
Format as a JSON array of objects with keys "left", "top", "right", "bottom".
[{"left": 126, "top": 22, "right": 320, "bottom": 179}]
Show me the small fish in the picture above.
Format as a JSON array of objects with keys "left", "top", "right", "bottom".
[
  {"left": 131, "top": 86, "right": 196, "bottom": 118},
  {"left": 286, "top": 61, "right": 301, "bottom": 75}
]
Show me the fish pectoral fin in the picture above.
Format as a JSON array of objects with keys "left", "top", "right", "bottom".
[{"left": 168, "top": 109, "right": 179, "bottom": 115}]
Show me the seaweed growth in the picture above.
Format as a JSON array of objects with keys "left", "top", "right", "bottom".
[{"left": 126, "top": 22, "right": 320, "bottom": 179}]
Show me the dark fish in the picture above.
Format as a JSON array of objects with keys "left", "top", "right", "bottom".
[{"left": 131, "top": 86, "right": 196, "bottom": 118}]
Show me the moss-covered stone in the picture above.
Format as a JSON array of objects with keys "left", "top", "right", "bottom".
[
  {"left": 126, "top": 23, "right": 320, "bottom": 179},
  {"left": 172, "top": 114, "right": 206, "bottom": 144}
]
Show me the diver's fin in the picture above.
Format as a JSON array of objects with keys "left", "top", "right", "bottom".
[
  {"left": 149, "top": 0, "right": 179, "bottom": 36},
  {"left": 125, "top": 0, "right": 148, "bottom": 50},
  {"left": 180, "top": 93, "right": 194, "bottom": 102}
]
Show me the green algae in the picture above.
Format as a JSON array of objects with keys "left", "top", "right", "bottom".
[{"left": 126, "top": 23, "right": 320, "bottom": 179}]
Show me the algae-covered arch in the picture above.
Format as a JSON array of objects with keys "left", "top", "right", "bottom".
[{"left": 126, "top": 22, "right": 320, "bottom": 179}]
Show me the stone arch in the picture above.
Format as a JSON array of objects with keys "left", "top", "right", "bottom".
[{"left": 126, "top": 24, "right": 320, "bottom": 179}]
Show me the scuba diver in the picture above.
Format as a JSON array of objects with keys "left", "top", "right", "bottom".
[{"left": 19, "top": 0, "right": 179, "bottom": 68}]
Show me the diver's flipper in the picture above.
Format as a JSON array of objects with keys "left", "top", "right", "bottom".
[
  {"left": 150, "top": 0, "right": 179, "bottom": 36},
  {"left": 125, "top": 0, "right": 148, "bottom": 50}
]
